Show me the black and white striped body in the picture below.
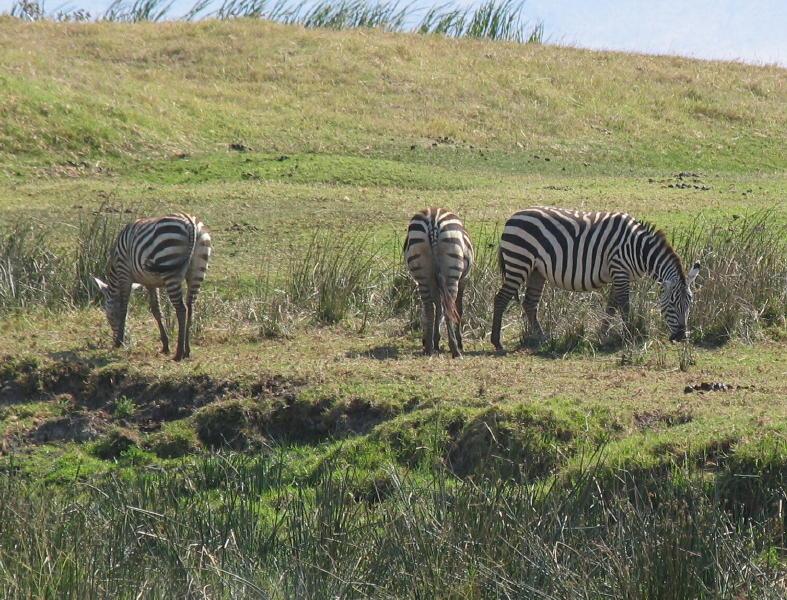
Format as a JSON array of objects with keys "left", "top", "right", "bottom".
[
  {"left": 94, "top": 213, "right": 212, "bottom": 361},
  {"left": 491, "top": 207, "right": 699, "bottom": 351},
  {"left": 404, "top": 207, "right": 473, "bottom": 358}
]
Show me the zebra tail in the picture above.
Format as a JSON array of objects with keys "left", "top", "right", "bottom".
[
  {"left": 437, "top": 271, "right": 460, "bottom": 324},
  {"left": 432, "top": 250, "right": 459, "bottom": 325}
]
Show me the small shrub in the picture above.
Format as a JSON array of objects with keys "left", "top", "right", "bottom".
[
  {"left": 112, "top": 396, "right": 135, "bottom": 420},
  {"left": 148, "top": 422, "right": 200, "bottom": 458},
  {"left": 92, "top": 426, "right": 140, "bottom": 460}
]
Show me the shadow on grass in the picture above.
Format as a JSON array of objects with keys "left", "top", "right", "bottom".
[{"left": 346, "top": 345, "right": 400, "bottom": 360}]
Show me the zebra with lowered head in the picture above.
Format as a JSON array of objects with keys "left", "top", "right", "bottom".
[
  {"left": 405, "top": 207, "right": 474, "bottom": 358},
  {"left": 491, "top": 206, "right": 699, "bottom": 352},
  {"left": 94, "top": 213, "right": 212, "bottom": 361}
]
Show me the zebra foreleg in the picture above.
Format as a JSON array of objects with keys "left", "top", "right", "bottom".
[
  {"left": 166, "top": 282, "right": 188, "bottom": 361},
  {"left": 602, "top": 275, "right": 631, "bottom": 341},
  {"left": 147, "top": 286, "right": 170, "bottom": 354}
]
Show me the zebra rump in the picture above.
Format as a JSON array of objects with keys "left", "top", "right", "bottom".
[{"left": 404, "top": 207, "right": 473, "bottom": 358}]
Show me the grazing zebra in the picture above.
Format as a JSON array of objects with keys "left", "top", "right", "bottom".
[
  {"left": 404, "top": 207, "right": 473, "bottom": 358},
  {"left": 94, "top": 213, "right": 212, "bottom": 361},
  {"left": 491, "top": 207, "right": 699, "bottom": 352}
]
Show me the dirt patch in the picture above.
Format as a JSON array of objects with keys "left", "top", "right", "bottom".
[
  {"left": 28, "top": 412, "right": 108, "bottom": 444},
  {"left": 634, "top": 409, "right": 693, "bottom": 430}
]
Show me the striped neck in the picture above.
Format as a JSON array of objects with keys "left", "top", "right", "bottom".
[
  {"left": 104, "top": 259, "right": 124, "bottom": 296},
  {"left": 632, "top": 226, "right": 685, "bottom": 285}
]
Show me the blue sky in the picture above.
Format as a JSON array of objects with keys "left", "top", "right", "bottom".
[{"left": 2, "top": 0, "right": 785, "bottom": 66}]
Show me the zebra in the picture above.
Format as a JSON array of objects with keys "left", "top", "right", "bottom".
[
  {"left": 491, "top": 206, "right": 700, "bottom": 352},
  {"left": 93, "top": 213, "right": 212, "bottom": 361},
  {"left": 404, "top": 207, "right": 474, "bottom": 358}
]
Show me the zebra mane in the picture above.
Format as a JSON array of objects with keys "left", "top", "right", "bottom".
[{"left": 637, "top": 220, "right": 686, "bottom": 278}]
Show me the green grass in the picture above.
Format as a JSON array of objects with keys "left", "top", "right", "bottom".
[{"left": 0, "top": 17, "right": 785, "bottom": 597}]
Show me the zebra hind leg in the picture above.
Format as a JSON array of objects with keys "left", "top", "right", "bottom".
[
  {"left": 184, "top": 282, "right": 203, "bottom": 359},
  {"left": 418, "top": 286, "right": 436, "bottom": 355},
  {"left": 432, "top": 297, "right": 442, "bottom": 354},
  {"left": 166, "top": 281, "right": 188, "bottom": 361},
  {"left": 522, "top": 271, "right": 546, "bottom": 346},
  {"left": 147, "top": 286, "right": 170, "bottom": 354},
  {"left": 456, "top": 279, "right": 466, "bottom": 353},
  {"left": 491, "top": 274, "right": 524, "bottom": 353}
]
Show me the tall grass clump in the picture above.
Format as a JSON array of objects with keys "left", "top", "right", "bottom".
[
  {"left": 419, "top": 0, "right": 543, "bottom": 42},
  {"left": 192, "top": 271, "right": 296, "bottom": 341},
  {"left": 298, "top": 0, "right": 409, "bottom": 30},
  {"left": 71, "top": 207, "right": 128, "bottom": 306},
  {"left": 101, "top": 0, "right": 174, "bottom": 22},
  {"left": 0, "top": 222, "right": 64, "bottom": 312},
  {"left": 7, "top": 0, "right": 545, "bottom": 44},
  {"left": 288, "top": 231, "right": 379, "bottom": 324},
  {"left": 0, "top": 207, "right": 126, "bottom": 314},
  {"left": 0, "top": 455, "right": 783, "bottom": 598},
  {"left": 672, "top": 209, "right": 787, "bottom": 343}
]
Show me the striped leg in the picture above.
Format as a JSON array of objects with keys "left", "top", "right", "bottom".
[
  {"left": 442, "top": 276, "right": 462, "bottom": 358},
  {"left": 112, "top": 293, "right": 131, "bottom": 348},
  {"left": 418, "top": 285, "right": 436, "bottom": 355},
  {"left": 166, "top": 280, "right": 188, "bottom": 361},
  {"left": 185, "top": 236, "right": 210, "bottom": 359},
  {"left": 603, "top": 270, "right": 631, "bottom": 337},
  {"left": 491, "top": 273, "right": 525, "bottom": 353},
  {"left": 184, "top": 281, "right": 204, "bottom": 359},
  {"left": 433, "top": 292, "right": 443, "bottom": 354},
  {"left": 522, "top": 271, "right": 546, "bottom": 341},
  {"left": 455, "top": 278, "right": 467, "bottom": 353},
  {"left": 147, "top": 286, "right": 170, "bottom": 354}
]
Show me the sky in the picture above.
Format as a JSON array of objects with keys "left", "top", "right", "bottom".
[{"left": 1, "top": 0, "right": 785, "bottom": 66}]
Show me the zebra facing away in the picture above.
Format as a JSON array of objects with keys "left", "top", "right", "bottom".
[
  {"left": 405, "top": 207, "right": 474, "bottom": 358},
  {"left": 93, "top": 213, "right": 212, "bottom": 361},
  {"left": 491, "top": 207, "right": 700, "bottom": 352}
]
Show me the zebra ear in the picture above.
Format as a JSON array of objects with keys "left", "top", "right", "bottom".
[
  {"left": 93, "top": 277, "right": 108, "bottom": 293},
  {"left": 687, "top": 262, "right": 700, "bottom": 287}
]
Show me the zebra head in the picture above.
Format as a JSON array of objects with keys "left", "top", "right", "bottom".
[
  {"left": 93, "top": 277, "right": 142, "bottom": 347},
  {"left": 660, "top": 262, "right": 700, "bottom": 342}
]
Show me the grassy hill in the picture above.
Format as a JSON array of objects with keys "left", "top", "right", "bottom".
[
  {"left": 1, "top": 18, "right": 786, "bottom": 173},
  {"left": 0, "top": 18, "right": 785, "bottom": 597}
]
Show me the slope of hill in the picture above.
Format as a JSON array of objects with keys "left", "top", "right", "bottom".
[{"left": 1, "top": 18, "right": 785, "bottom": 175}]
